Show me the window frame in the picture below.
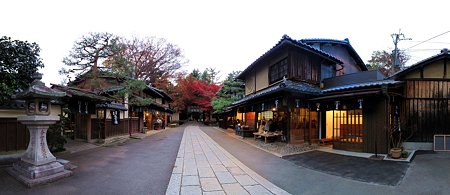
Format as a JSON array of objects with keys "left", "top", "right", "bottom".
[{"left": 269, "top": 58, "right": 288, "bottom": 84}]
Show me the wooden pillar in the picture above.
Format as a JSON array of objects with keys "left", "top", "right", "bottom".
[{"left": 86, "top": 114, "right": 92, "bottom": 141}]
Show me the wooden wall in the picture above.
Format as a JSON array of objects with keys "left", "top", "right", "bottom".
[
  {"left": 363, "top": 97, "right": 388, "bottom": 153},
  {"left": 289, "top": 49, "right": 320, "bottom": 83},
  {"left": 91, "top": 118, "right": 103, "bottom": 139},
  {"left": 74, "top": 113, "right": 90, "bottom": 140},
  {"left": 129, "top": 118, "right": 140, "bottom": 134},
  {"left": 105, "top": 119, "right": 128, "bottom": 138},
  {"left": 0, "top": 118, "right": 28, "bottom": 152},
  {"left": 403, "top": 80, "right": 450, "bottom": 142}
]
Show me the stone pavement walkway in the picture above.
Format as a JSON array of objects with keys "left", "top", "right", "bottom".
[{"left": 166, "top": 126, "right": 290, "bottom": 195}]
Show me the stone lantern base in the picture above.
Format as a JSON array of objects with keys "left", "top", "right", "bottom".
[
  {"left": 6, "top": 161, "right": 72, "bottom": 187},
  {"left": 6, "top": 115, "right": 73, "bottom": 187}
]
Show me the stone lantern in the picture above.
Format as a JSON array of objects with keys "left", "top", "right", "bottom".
[{"left": 6, "top": 73, "right": 72, "bottom": 187}]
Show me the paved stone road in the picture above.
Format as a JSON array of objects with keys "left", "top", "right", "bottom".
[
  {"left": 166, "top": 126, "right": 290, "bottom": 195},
  {"left": 0, "top": 126, "right": 184, "bottom": 195}
]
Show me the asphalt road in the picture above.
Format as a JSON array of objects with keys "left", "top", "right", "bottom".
[
  {"left": 283, "top": 150, "right": 409, "bottom": 186},
  {"left": 0, "top": 126, "right": 184, "bottom": 195},
  {"left": 1, "top": 124, "right": 449, "bottom": 195},
  {"left": 200, "top": 125, "right": 450, "bottom": 195}
]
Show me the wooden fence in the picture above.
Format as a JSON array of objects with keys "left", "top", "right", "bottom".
[{"left": 0, "top": 118, "right": 28, "bottom": 152}]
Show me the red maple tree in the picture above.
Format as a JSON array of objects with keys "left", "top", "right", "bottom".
[{"left": 172, "top": 74, "right": 221, "bottom": 113}]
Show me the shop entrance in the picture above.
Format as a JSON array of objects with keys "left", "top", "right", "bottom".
[{"left": 290, "top": 108, "right": 318, "bottom": 144}]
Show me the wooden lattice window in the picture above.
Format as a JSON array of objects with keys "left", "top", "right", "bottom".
[{"left": 269, "top": 58, "right": 288, "bottom": 83}]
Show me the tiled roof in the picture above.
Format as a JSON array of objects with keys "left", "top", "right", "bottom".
[
  {"left": 389, "top": 48, "right": 450, "bottom": 79},
  {"left": 147, "top": 86, "right": 173, "bottom": 102},
  {"left": 52, "top": 84, "right": 110, "bottom": 101},
  {"left": 232, "top": 79, "right": 320, "bottom": 106},
  {"left": 237, "top": 35, "right": 343, "bottom": 79},
  {"left": 100, "top": 85, "right": 125, "bottom": 93},
  {"left": 321, "top": 80, "right": 402, "bottom": 93},
  {"left": 231, "top": 79, "right": 402, "bottom": 106},
  {"left": 301, "top": 38, "right": 367, "bottom": 71}
]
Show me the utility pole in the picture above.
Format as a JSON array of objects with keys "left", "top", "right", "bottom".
[{"left": 391, "top": 29, "right": 412, "bottom": 69}]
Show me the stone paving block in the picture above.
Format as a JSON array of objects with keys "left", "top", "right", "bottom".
[
  {"left": 184, "top": 159, "right": 197, "bottom": 166},
  {"left": 183, "top": 166, "right": 198, "bottom": 176},
  {"left": 181, "top": 185, "right": 202, "bottom": 195},
  {"left": 211, "top": 164, "right": 227, "bottom": 172},
  {"left": 195, "top": 155, "right": 207, "bottom": 161},
  {"left": 175, "top": 157, "right": 183, "bottom": 167},
  {"left": 196, "top": 160, "right": 210, "bottom": 168},
  {"left": 173, "top": 165, "right": 183, "bottom": 174},
  {"left": 166, "top": 173, "right": 182, "bottom": 195},
  {"left": 244, "top": 185, "right": 273, "bottom": 195},
  {"left": 182, "top": 175, "right": 200, "bottom": 186},
  {"left": 198, "top": 167, "right": 215, "bottom": 178},
  {"left": 215, "top": 153, "right": 229, "bottom": 160},
  {"left": 168, "top": 126, "right": 290, "bottom": 195},
  {"left": 185, "top": 153, "right": 196, "bottom": 159},
  {"left": 228, "top": 167, "right": 245, "bottom": 175},
  {"left": 215, "top": 171, "right": 237, "bottom": 184},
  {"left": 234, "top": 175, "right": 258, "bottom": 186},
  {"left": 202, "top": 191, "right": 226, "bottom": 195},
  {"left": 200, "top": 178, "right": 222, "bottom": 191},
  {"left": 222, "top": 183, "right": 250, "bottom": 195},
  {"left": 222, "top": 161, "right": 237, "bottom": 168}
]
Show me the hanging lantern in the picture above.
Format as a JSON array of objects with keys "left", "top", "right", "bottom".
[
  {"left": 358, "top": 99, "right": 363, "bottom": 109},
  {"left": 335, "top": 101, "right": 340, "bottom": 110}
]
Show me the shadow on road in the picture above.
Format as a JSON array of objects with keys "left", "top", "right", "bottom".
[{"left": 283, "top": 150, "right": 409, "bottom": 186}]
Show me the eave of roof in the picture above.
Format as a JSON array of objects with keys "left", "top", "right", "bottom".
[
  {"left": 309, "top": 90, "right": 380, "bottom": 101},
  {"left": 96, "top": 102, "right": 127, "bottom": 111},
  {"left": 389, "top": 49, "right": 450, "bottom": 79},
  {"left": 300, "top": 38, "right": 368, "bottom": 71},
  {"left": 232, "top": 79, "right": 320, "bottom": 106},
  {"left": 237, "top": 35, "right": 343, "bottom": 80},
  {"left": 321, "top": 80, "right": 402, "bottom": 93},
  {"left": 145, "top": 86, "right": 173, "bottom": 102},
  {"left": 51, "top": 84, "right": 110, "bottom": 101},
  {"left": 231, "top": 79, "right": 402, "bottom": 107}
]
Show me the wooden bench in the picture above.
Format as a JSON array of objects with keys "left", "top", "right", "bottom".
[
  {"left": 320, "top": 138, "right": 333, "bottom": 144},
  {"left": 253, "top": 132, "right": 282, "bottom": 143}
]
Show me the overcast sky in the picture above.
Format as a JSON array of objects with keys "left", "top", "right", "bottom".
[{"left": 2, "top": 0, "right": 449, "bottom": 85}]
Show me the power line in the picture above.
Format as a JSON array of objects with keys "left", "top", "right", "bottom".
[
  {"left": 406, "top": 30, "right": 450, "bottom": 50},
  {"left": 409, "top": 48, "right": 443, "bottom": 52},
  {"left": 405, "top": 40, "right": 450, "bottom": 44}
]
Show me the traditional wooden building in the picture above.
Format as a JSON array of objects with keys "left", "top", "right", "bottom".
[
  {"left": 230, "top": 35, "right": 399, "bottom": 153},
  {"left": 132, "top": 85, "right": 174, "bottom": 131},
  {"left": 391, "top": 48, "right": 450, "bottom": 150},
  {"left": 231, "top": 34, "right": 450, "bottom": 153},
  {"left": 54, "top": 71, "right": 174, "bottom": 143}
]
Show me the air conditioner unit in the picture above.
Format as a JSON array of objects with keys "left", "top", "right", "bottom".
[{"left": 434, "top": 135, "right": 450, "bottom": 151}]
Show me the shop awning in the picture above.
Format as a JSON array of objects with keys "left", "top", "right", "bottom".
[{"left": 309, "top": 90, "right": 381, "bottom": 101}]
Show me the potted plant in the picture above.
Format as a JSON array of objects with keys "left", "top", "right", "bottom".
[
  {"left": 389, "top": 106, "right": 404, "bottom": 159},
  {"left": 401, "top": 150, "right": 409, "bottom": 158}
]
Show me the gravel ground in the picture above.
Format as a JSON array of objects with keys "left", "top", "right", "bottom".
[{"left": 220, "top": 128, "right": 318, "bottom": 156}]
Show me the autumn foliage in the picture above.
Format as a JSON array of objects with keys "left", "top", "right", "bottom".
[{"left": 172, "top": 74, "right": 221, "bottom": 113}]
